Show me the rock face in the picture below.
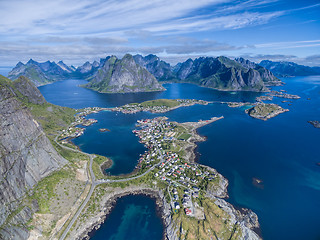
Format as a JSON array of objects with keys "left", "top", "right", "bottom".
[
  {"left": 259, "top": 60, "right": 320, "bottom": 77},
  {"left": 0, "top": 75, "right": 66, "bottom": 239},
  {"left": 175, "top": 56, "right": 281, "bottom": 92},
  {"left": 85, "top": 54, "right": 165, "bottom": 93},
  {"left": 8, "top": 59, "right": 74, "bottom": 86},
  {"left": 133, "top": 54, "right": 176, "bottom": 81}
]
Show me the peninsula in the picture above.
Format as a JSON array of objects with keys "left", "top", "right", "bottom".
[{"left": 67, "top": 115, "right": 260, "bottom": 240}]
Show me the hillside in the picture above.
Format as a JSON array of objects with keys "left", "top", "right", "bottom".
[{"left": 0, "top": 75, "right": 68, "bottom": 239}]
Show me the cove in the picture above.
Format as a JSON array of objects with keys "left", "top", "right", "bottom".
[{"left": 88, "top": 194, "right": 164, "bottom": 240}]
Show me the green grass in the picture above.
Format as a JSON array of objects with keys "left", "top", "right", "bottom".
[
  {"left": 138, "top": 99, "right": 180, "bottom": 108},
  {"left": 27, "top": 168, "right": 73, "bottom": 213},
  {"left": 27, "top": 103, "right": 76, "bottom": 137},
  {"left": 178, "top": 133, "right": 191, "bottom": 140},
  {"left": 172, "top": 197, "right": 242, "bottom": 240},
  {"left": 52, "top": 141, "right": 89, "bottom": 164},
  {"left": 91, "top": 155, "right": 112, "bottom": 179}
]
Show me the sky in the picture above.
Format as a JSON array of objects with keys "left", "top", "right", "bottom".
[{"left": 0, "top": 0, "right": 319, "bottom": 67}]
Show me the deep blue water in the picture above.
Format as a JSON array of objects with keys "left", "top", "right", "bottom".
[
  {"left": 39, "top": 77, "right": 320, "bottom": 240},
  {"left": 89, "top": 195, "right": 163, "bottom": 240}
]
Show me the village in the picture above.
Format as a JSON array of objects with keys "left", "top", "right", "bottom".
[
  {"left": 58, "top": 107, "right": 106, "bottom": 142},
  {"left": 133, "top": 117, "right": 220, "bottom": 218}
]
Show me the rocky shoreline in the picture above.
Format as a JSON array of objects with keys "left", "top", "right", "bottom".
[{"left": 74, "top": 188, "right": 173, "bottom": 240}]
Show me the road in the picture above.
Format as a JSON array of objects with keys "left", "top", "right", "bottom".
[{"left": 57, "top": 131, "right": 165, "bottom": 239}]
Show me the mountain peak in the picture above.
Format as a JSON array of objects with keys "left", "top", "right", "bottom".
[
  {"left": 13, "top": 76, "right": 47, "bottom": 104},
  {"left": 27, "top": 59, "right": 38, "bottom": 65},
  {"left": 85, "top": 54, "right": 164, "bottom": 93}
]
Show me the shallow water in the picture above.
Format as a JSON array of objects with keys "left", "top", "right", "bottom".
[{"left": 89, "top": 195, "right": 163, "bottom": 240}]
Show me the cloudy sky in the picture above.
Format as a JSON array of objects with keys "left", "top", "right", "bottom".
[{"left": 0, "top": 0, "right": 319, "bottom": 67}]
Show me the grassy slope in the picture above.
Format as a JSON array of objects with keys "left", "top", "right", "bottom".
[{"left": 138, "top": 99, "right": 180, "bottom": 108}]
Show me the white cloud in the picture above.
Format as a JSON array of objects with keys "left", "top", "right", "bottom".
[
  {"left": 255, "top": 40, "right": 320, "bottom": 49},
  {"left": 1, "top": 0, "right": 318, "bottom": 66}
]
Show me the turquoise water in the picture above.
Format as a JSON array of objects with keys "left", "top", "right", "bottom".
[
  {"left": 39, "top": 76, "right": 320, "bottom": 240},
  {"left": 89, "top": 195, "right": 163, "bottom": 240}
]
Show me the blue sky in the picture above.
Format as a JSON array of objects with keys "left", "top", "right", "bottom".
[{"left": 0, "top": 0, "right": 319, "bottom": 66}]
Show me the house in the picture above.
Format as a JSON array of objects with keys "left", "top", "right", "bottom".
[{"left": 185, "top": 208, "right": 192, "bottom": 216}]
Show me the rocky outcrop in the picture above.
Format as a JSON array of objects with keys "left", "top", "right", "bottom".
[
  {"left": 85, "top": 54, "right": 165, "bottom": 93},
  {"left": 213, "top": 197, "right": 260, "bottom": 240},
  {"left": 8, "top": 59, "right": 74, "bottom": 86},
  {"left": 0, "top": 75, "right": 67, "bottom": 239},
  {"left": 175, "top": 56, "right": 281, "bottom": 92}
]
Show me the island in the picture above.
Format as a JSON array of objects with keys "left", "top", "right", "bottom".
[
  {"left": 246, "top": 103, "right": 289, "bottom": 121},
  {"left": 308, "top": 120, "right": 320, "bottom": 129},
  {"left": 267, "top": 90, "right": 300, "bottom": 99},
  {"left": 99, "top": 128, "right": 110, "bottom": 132},
  {"left": 112, "top": 99, "right": 211, "bottom": 114},
  {"left": 221, "top": 102, "right": 253, "bottom": 108},
  {"left": 252, "top": 178, "right": 264, "bottom": 189}
]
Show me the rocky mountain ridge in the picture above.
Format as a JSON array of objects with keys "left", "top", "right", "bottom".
[
  {"left": 133, "top": 54, "right": 176, "bottom": 81},
  {"left": 0, "top": 75, "right": 67, "bottom": 239},
  {"left": 8, "top": 54, "right": 282, "bottom": 92},
  {"left": 8, "top": 59, "right": 74, "bottom": 86},
  {"left": 174, "top": 56, "right": 280, "bottom": 91},
  {"left": 259, "top": 60, "right": 320, "bottom": 77}
]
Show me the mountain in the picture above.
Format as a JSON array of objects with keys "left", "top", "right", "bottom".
[
  {"left": 133, "top": 54, "right": 176, "bottom": 81},
  {"left": 75, "top": 57, "right": 110, "bottom": 79},
  {"left": 259, "top": 60, "right": 320, "bottom": 77},
  {"left": 235, "top": 57, "right": 281, "bottom": 86},
  {"left": 174, "top": 56, "right": 280, "bottom": 92},
  {"left": 0, "top": 75, "right": 67, "bottom": 238},
  {"left": 85, "top": 54, "right": 165, "bottom": 93},
  {"left": 8, "top": 59, "right": 74, "bottom": 86}
]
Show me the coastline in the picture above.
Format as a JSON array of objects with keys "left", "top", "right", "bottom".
[
  {"left": 68, "top": 115, "right": 260, "bottom": 240},
  {"left": 72, "top": 187, "right": 171, "bottom": 240}
]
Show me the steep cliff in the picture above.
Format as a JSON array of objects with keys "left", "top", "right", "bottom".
[
  {"left": 0, "top": 75, "right": 67, "bottom": 239},
  {"left": 85, "top": 54, "right": 165, "bottom": 93}
]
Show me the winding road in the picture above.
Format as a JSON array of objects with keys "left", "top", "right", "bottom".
[{"left": 56, "top": 131, "right": 165, "bottom": 239}]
